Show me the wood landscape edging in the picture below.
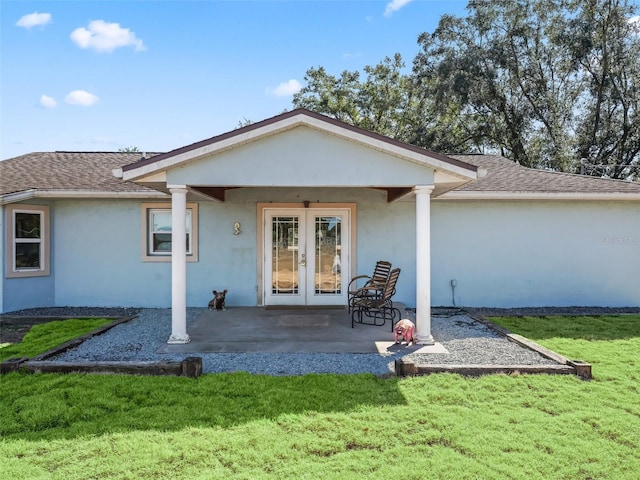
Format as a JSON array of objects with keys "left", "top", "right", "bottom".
[
  {"left": 394, "top": 311, "right": 592, "bottom": 379},
  {"left": 0, "top": 315, "right": 202, "bottom": 377},
  {"left": 2, "top": 311, "right": 590, "bottom": 379}
]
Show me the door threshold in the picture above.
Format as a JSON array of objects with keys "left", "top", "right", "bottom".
[{"left": 264, "top": 305, "right": 346, "bottom": 311}]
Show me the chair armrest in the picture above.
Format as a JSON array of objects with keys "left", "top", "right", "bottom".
[{"left": 348, "top": 275, "right": 372, "bottom": 289}]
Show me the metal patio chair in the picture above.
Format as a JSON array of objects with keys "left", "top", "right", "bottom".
[
  {"left": 347, "top": 260, "right": 393, "bottom": 314},
  {"left": 351, "top": 267, "right": 401, "bottom": 331}
]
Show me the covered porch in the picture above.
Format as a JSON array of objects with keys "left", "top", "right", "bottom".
[
  {"left": 118, "top": 109, "right": 479, "bottom": 347},
  {"left": 156, "top": 306, "right": 447, "bottom": 354}
]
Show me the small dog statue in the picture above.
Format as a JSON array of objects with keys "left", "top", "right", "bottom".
[
  {"left": 208, "top": 289, "right": 227, "bottom": 311},
  {"left": 394, "top": 319, "right": 416, "bottom": 345}
]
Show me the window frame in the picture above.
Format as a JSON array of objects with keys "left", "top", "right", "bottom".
[
  {"left": 5, "top": 204, "right": 51, "bottom": 278},
  {"left": 141, "top": 202, "right": 199, "bottom": 262}
]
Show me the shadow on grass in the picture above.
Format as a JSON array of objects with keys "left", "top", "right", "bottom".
[
  {"left": 0, "top": 371, "right": 407, "bottom": 442},
  {"left": 488, "top": 315, "right": 640, "bottom": 342}
]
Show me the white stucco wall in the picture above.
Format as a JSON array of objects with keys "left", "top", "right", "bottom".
[
  {"left": 43, "top": 188, "right": 418, "bottom": 309},
  {"left": 4, "top": 194, "right": 637, "bottom": 312},
  {"left": 0, "top": 206, "right": 4, "bottom": 313},
  {"left": 53, "top": 199, "right": 170, "bottom": 307},
  {"left": 2, "top": 201, "right": 56, "bottom": 313},
  {"left": 431, "top": 200, "right": 640, "bottom": 307}
]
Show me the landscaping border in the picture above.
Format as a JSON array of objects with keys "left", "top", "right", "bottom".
[
  {"left": 395, "top": 310, "right": 592, "bottom": 379},
  {"left": 0, "top": 315, "right": 203, "bottom": 378},
  {"left": 2, "top": 309, "right": 593, "bottom": 379}
]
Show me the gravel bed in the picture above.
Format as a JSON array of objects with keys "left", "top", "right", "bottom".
[{"left": 15, "top": 306, "right": 568, "bottom": 376}]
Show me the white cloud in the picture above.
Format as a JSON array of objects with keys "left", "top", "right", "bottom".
[
  {"left": 39, "top": 95, "right": 57, "bottom": 108},
  {"left": 629, "top": 15, "right": 640, "bottom": 30},
  {"left": 16, "top": 12, "right": 52, "bottom": 29},
  {"left": 384, "top": 0, "right": 413, "bottom": 17},
  {"left": 65, "top": 90, "right": 99, "bottom": 106},
  {"left": 266, "top": 79, "right": 302, "bottom": 97},
  {"left": 70, "top": 20, "right": 146, "bottom": 53}
]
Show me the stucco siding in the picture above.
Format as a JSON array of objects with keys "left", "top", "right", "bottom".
[
  {"left": 5, "top": 193, "right": 636, "bottom": 312},
  {"left": 0, "top": 206, "right": 3, "bottom": 313},
  {"left": 2, "top": 201, "right": 55, "bottom": 313},
  {"left": 353, "top": 193, "right": 416, "bottom": 306},
  {"left": 431, "top": 200, "right": 640, "bottom": 307},
  {"left": 44, "top": 189, "right": 417, "bottom": 309},
  {"left": 228, "top": 187, "right": 418, "bottom": 307},
  {"left": 53, "top": 199, "right": 170, "bottom": 307},
  {"left": 167, "top": 127, "right": 435, "bottom": 187}
]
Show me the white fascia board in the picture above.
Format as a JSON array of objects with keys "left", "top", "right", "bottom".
[
  {"left": 0, "top": 189, "right": 38, "bottom": 205},
  {"left": 135, "top": 171, "right": 167, "bottom": 183},
  {"left": 434, "top": 170, "right": 475, "bottom": 185},
  {"left": 437, "top": 191, "right": 640, "bottom": 201},
  {"left": 302, "top": 116, "right": 478, "bottom": 180},
  {"left": 122, "top": 117, "right": 303, "bottom": 181},
  {"left": 1, "top": 190, "right": 167, "bottom": 204}
]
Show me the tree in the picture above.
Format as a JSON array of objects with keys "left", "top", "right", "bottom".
[
  {"left": 569, "top": 0, "right": 640, "bottom": 179},
  {"left": 236, "top": 118, "right": 253, "bottom": 129},
  {"left": 294, "top": 55, "right": 416, "bottom": 142},
  {"left": 414, "top": 0, "right": 639, "bottom": 178},
  {"left": 118, "top": 146, "right": 140, "bottom": 153},
  {"left": 413, "top": 0, "right": 586, "bottom": 170},
  {"left": 291, "top": 0, "right": 639, "bottom": 179}
]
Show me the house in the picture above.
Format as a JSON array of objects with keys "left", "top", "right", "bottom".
[{"left": 2, "top": 109, "right": 639, "bottom": 344}]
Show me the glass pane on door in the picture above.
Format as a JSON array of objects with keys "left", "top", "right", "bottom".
[
  {"left": 271, "top": 216, "right": 299, "bottom": 294},
  {"left": 314, "top": 216, "right": 342, "bottom": 294}
]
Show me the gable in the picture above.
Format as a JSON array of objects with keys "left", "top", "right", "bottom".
[
  {"left": 165, "top": 126, "right": 435, "bottom": 187},
  {"left": 121, "top": 109, "right": 477, "bottom": 195}
]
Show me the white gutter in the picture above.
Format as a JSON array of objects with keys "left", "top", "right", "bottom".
[
  {"left": 437, "top": 191, "right": 640, "bottom": 201},
  {"left": 0, "top": 189, "right": 38, "bottom": 205},
  {"left": 1, "top": 189, "right": 167, "bottom": 205}
]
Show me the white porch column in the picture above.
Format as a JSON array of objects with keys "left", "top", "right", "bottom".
[
  {"left": 415, "top": 185, "right": 435, "bottom": 345},
  {"left": 167, "top": 186, "right": 190, "bottom": 344}
]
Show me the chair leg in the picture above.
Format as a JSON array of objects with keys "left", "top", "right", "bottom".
[{"left": 390, "top": 307, "right": 400, "bottom": 332}]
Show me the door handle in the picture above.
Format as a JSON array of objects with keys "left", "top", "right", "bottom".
[{"left": 299, "top": 253, "right": 306, "bottom": 267}]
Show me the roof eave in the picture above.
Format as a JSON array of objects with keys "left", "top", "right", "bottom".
[
  {"left": 1, "top": 189, "right": 167, "bottom": 205},
  {"left": 437, "top": 191, "right": 640, "bottom": 201}
]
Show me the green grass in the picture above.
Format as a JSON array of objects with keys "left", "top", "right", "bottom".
[
  {"left": 0, "top": 318, "right": 113, "bottom": 361},
  {"left": 1, "top": 315, "right": 639, "bottom": 479}
]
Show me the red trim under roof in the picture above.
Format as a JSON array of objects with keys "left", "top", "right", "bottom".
[{"left": 122, "top": 109, "right": 477, "bottom": 174}]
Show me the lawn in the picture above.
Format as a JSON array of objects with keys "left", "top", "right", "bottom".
[
  {"left": 0, "top": 318, "right": 113, "bottom": 362},
  {"left": 1, "top": 315, "right": 639, "bottom": 479}
]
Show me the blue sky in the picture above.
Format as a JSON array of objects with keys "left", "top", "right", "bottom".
[{"left": 0, "top": 0, "right": 471, "bottom": 160}]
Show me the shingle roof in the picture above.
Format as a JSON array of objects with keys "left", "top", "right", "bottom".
[
  {"left": 1, "top": 151, "right": 638, "bottom": 200},
  {"left": 449, "top": 154, "right": 640, "bottom": 195},
  {"left": 0, "top": 151, "right": 161, "bottom": 196}
]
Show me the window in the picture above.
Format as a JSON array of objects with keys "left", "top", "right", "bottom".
[
  {"left": 5, "top": 204, "right": 50, "bottom": 278},
  {"left": 141, "top": 203, "right": 198, "bottom": 262}
]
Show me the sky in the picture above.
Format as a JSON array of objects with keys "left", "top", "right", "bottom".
[{"left": 0, "top": 0, "right": 471, "bottom": 160}]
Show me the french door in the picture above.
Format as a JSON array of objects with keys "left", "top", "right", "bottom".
[{"left": 264, "top": 208, "right": 350, "bottom": 306}]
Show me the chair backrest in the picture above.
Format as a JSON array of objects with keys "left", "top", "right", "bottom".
[
  {"left": 370, "top": 261, "right": 392, "bottom": 286},
  {"left": 381, "top": 268, "right": 401, "bottom": 301}
]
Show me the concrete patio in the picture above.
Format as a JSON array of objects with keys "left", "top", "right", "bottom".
[{"left": 156, "top": 306, "right": 448, "bottom": 354}]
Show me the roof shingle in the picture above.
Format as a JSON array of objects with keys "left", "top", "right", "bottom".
[
  {"left": 450, "top": 154, "right": 640, "bottom": 194},
  {"left": 1, "top": 151, "right": 638, "bottom": 199},
  {"left": 0, "top": 151, "right": 160, "bottom": 196}
]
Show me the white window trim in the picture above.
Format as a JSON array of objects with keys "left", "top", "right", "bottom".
[
  {"left": 141, "top": 202, "right": 199, "bottom": 262},
  {"left": 5, "top": 204, "right": 51, "bottom": 278}
]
